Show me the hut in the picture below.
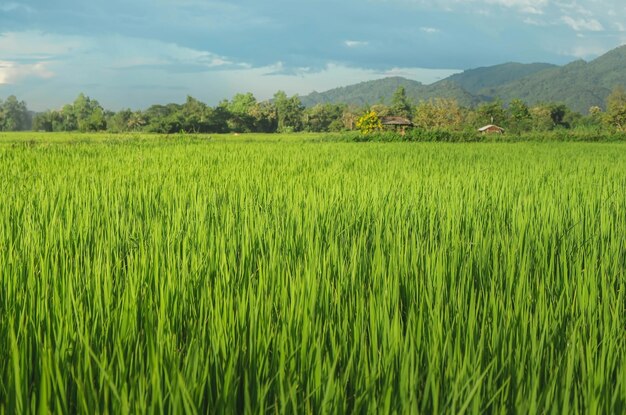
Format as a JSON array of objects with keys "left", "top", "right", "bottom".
[
  {"left": 478, "top": 124, "right": 505, "bottom": 134},
  {"left": 381, "top": 116, "right": 414, "bottom": 135}
]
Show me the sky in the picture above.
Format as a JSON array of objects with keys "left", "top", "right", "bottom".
[{"left": 1, "top": 0, "right": 626, "bottom": 111}]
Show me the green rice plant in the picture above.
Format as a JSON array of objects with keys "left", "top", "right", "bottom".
[{"left": 0, "top": 133, "right": 625, "bottom": 413}]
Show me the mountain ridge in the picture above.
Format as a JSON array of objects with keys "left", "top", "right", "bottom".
[{"left": 299, "top": 45, "right": 626, "bottom": 113}]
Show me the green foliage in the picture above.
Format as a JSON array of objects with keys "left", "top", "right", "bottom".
[
  {"left": 0, "top": 95, "right": 30, "bottom": 131},
  {"left": 1, "top": 134, "right": 625, "bottom": 413},
  {"left": 298, "top": 46, "right": 626, "bottom": 115},
  {"left": 445, "top": 62, "right": 557, "bottom": 94},
  {"left": 474, "top": 99, "right": 506, "bottom": 126},
  {"left": 73, "top": 93, "right": 107, "bottom": 132},
  {"left": 303, "top": 103, "right": 345, "bottom": 132},
  {"left": 506, "top": 99, "right": 532, "bottom": 133},
  {"left": 390, "top": 86, "right": 412, "bottom": 118},
  {"left": 226, "top": 93, "right": 257, "bottom": 132},
  {"left": 355, "top": 110, "right": 383, "bottom": 134},
  {"left": 107, "top": 109, "right": 146, "bottom": 133},
  {"left": 300, "top": 77, "right": 478, "bottom": 108},
  {"left": 273, "top": 91, "right": 304, "bottom": 133},
  {"left": 604, "top": 85, "right": 626, "bottom": 131},
  {"left": 413, "top": 98, "right": 464, "bottom": 130},
  {"left": 484, "top": 46, "right": 626, "bottom": 113}
]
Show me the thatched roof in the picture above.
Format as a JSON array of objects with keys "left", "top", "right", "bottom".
[
  {"left": 381, "top": 116, "right": 414, "bottom": 126},
  {"left": 478, "top": 124, "right": 505, "bottom": 133}
]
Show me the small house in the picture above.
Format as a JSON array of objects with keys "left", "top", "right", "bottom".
[
  {"left": 478, "top": 124, "right": 505, "bottom": 134},
  {"left": 381, "top": 116, "right": 414, "bottom": 135}
]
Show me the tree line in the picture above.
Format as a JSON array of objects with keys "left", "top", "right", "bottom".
[{"left": 2, "top": 85, "right": 626, "bottom": 134}]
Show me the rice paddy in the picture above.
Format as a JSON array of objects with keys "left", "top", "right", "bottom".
[{"left": 0, "top": 133, "right": 625, "bottom": 413}]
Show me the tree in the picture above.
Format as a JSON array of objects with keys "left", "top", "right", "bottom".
[
  {"left": 33, "top": 111, "right": 55, "bottom": 132},
  {"left": 604, "top": 86, "right": 626, "bottom": 131},
  {"left": 107, "top": 109, "right": 145, "bottom": 132},
  {"left": 413, "top": 98, "right": 464, "bottom": 130},
  {"left": 273, "top": 91, "right": 304, "bottom": 133},
  {"left": 248, "top": 101, "right": 277, "bottom": 133},
  {"left": 356, "top": 110, "right": 382, "bottom": 134},
  {"left": 390, "top": 86, "right": 412, "bottom": 118},
  {"left": 181, "top": 96, "right": 213, "bottom": 132},
  {"left": 0, "top": 95, "right": 30, "bottom": 131},
  {"left": 144, "top": 104, "right": 182, "bottom": 133},
  {"left": 474, "top": 100, "right": 506, "bottom": 126},
  {"left": 369, "top": 104, "right": 391, "bottom": 118},
  {"left": 506, "top": 99, "right": 531, "bottom": 133},
  {"left": 226, "top": 93, "right": 257, "bottom": 132},
  {"left": 303, "top": 104, "right": 344, "bottom": 132},
  {"left": 340, "top": 106, "right": 361, "bottom": 131},
  {"left": 71, "top": 93, "right": 106, "bottom": 132},
  {"left": 547, "top": 103, "right": 569, "bottom": 128},
  {"left": 529, "top": 103, "right": 572, "bottom": 131},
  {"left": 580, "top": 106, "right": 604, "bottom": 129}
]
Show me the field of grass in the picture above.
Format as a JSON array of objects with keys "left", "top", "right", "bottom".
[{"left": 0, "top": 133, "right": 625, "bottom": 413}]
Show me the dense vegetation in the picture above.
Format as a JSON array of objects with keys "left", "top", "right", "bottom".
[
  {"left": 1, "top": 134, "right": 625, "bottom": 413},
  {"left": 300, "top": 77, "right": 480, "bottom": 108},
  {"left": 301, "top": 45, "right": 626, "bottom": 114},
  {"left": 1, "top": 83, "right": 626, "bottom": 138},
  {"left": 3, "top": 45, "right": 626, "bottom": 136},
  {"left": 443, "top": 62, "right": 557, "bottom": 95},
  {"left": 488, "top": 46, "right": 626, "bottom": 113}
]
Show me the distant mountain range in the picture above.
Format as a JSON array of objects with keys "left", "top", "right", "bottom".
[{"left": 300, "top": 45, "right": 626, "bottom": 113}]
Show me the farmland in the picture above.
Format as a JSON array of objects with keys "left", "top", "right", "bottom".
[{"left": 0, "top": 133, "right": 625, "bottom": 413}]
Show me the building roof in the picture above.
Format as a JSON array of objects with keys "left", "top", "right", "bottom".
[
  {"left": 478, "top": 124, "right": 505, "bottom": 132},
  {"left": 381, "top": 116, "right": 414, "bottom": 126}
]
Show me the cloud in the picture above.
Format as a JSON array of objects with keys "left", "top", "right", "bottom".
[
  {"left": 0, "top": 2, "right": 35, "bottom": 13},
  {"left": 421, "top": 0, "right": 549, "bottom": 14},
  {"left": 2, "top": 0, "right": 626, "bottom": 110},
  {"left": 344, "top": 40, "right": 369, "bottom": 48},
  {"left": 561, "top": 16, "right": 605, "bottom": 32},
  {"left": 523, "top": 17, "right": 548, "bottom": 26},
  {"left": 560, "top": 43, "right": 610, "bottom": 59},
  {"left": 484, "top": 0, "right": 548, "bottom": 15},
  {"left": 379, "top": 67, "right": 461, "bottom": 82},
  {"left": 0, "top": 61, "right": 54, "bottom": 84},
  {"left": 0, "top": 31, "right": 85, "bottom": 62}
]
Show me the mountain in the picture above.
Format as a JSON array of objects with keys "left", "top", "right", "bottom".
[
  {"left": 299, "top": 45, "right": 626, "bottom": 113},
  {"left": 299, "top": 63, "right": 553, "bottom": 108},
  {"left": 484, "top": 45, "right": 626, "bottom": 113},
  {"left": 300, "top": 76, "right": 481, "bottom": 108},
  {"left": 300, "top": 77, "right": 423, "bottom": 107},
  {"left": 440, "top": 62, "right": 557, "bottom": 94}
]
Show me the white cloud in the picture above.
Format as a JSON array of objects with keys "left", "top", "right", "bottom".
[
  {"left": 556, "top": 2, "right": 594, "bottom": 17},
  {"left": 379, "top": 67, "right": 461, "bottom": 82},
  {"left": 561, "top": 16, "right": 604, "bottom": 31},
  {"left": 482, "top": 0, "right": 548, "bottom": 14},
  {"left": 563, "top": 44, "right": 610, "bottom": 58},
  {"left": 0, "top": 31, "right": 240, "bottom": 72},
  {"left": 344, "top": 40, "right": 369, "bottom": 48},
  {"left": 6, "top": 31, "right": 465, "bottom": 110},
  {"left": 0, "top": 31, "right": 85, "bottom": 60},
  {"left": 523, "top": 17, "right": 548, "bottom": 26},
  {"left": 0, "top": 61, "right": 54, "bottom": 84},
  {"left": 420, "top": 27, "right": 440, "bottom": 34},
  {"left": 0, "top": 2, "right": 34, "bottom": 13},
  {"left": 403, "top": 0, "right": 548, "bottom": 11}
]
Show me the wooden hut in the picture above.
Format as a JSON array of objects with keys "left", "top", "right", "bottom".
[
  {"left": 381, "top": 116, "right": 414, "bottom": 135},
  {"left": 478, "top": 124, "right": 505, "bottom": 134}
]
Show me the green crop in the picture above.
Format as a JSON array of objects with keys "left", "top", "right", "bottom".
[{"left": 0, "top": 133, "right": 625, "bottom": 414}]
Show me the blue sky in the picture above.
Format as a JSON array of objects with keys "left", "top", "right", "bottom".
[{"left": 1, "top": 0, "right": 625, "bottom": 110}]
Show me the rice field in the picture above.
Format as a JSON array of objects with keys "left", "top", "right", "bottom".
[{"left": 0, "top": 133, "right": 625, "bottom": 414}]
